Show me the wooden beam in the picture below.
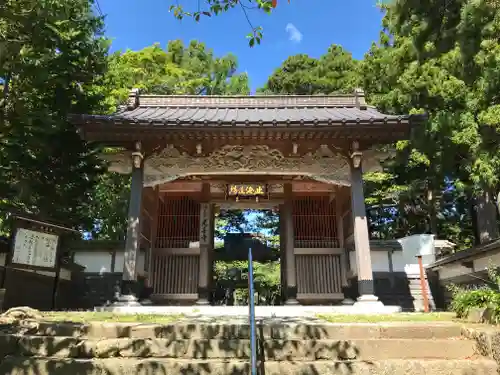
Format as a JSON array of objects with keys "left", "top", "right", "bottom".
[
  {"left": 155, "top": 248, "right": 201, "bottom": 255},
  {"left": 293, "top": 248, "right": 344, "bottom": 255},
  {"left": 297, "top": 293, "right": 344, "bottom": 301}
]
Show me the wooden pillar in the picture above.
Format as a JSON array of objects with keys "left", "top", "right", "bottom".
[
  {"left": 146, "top": 186, "right": 160, "bottom": 288},
  {"left": 349, "top": 144, "right": 381, "bottom": 305},
  {"left": 283, "top": 183, "right": 298, "bottom": 305},
  {"left": 120, "top": 142, "right": 144, "bottom": 301},
  {"left": 335, "top": 194, "right": 348, "bottom": 287},
  {"left": 197, "top": 184, "right": 213, "bottom": 305},
  {"left": 209, "top": 204, "right": 215, "bottom": 296},
  {"left": 279, "top": 204, "right": 287, "bottom": 301}
]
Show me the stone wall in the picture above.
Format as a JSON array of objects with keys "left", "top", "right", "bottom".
[
  {"left": 74, "top": 272, "right": 122, "bottom": 309},
  {"left": 71, "top": 272, "right": 152, "bottom": 309}
]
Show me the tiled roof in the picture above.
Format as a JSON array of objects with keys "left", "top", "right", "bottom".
[
  {"left": 108, "top": 105, "right": 405, "bottom": 125},
  {"left": 74, "top": 90, "right": 419, "bottom": 127},
  {"left": 427, "top": 238, "right": 500, "bottom": 269}
]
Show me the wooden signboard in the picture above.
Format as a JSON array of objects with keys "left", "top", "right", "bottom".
[
  {"left": 1, "top": 214, "right": 79, "bottom": 311},
  {"left": 12, "top": 228, "right": 59, "bottom": 269},
  {"left": 227, "top": 184, "right": 267, "bottom": 197},
  {"left": 7, "top": 214, "right": 77, "bottom": 272}
]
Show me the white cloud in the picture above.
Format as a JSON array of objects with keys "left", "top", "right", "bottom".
[{"left": 285, "top": 23, "right": 303, "bottom": 43}]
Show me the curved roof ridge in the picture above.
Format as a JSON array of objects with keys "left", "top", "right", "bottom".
[{"left": 125, "top": 88, "right": 369, "bottom": 110}]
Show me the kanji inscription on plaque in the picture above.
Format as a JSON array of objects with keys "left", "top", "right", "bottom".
[
  {"left": 227, "top": 184, "right": 266, "bottom": 197},
  {"left": 12, "top": 228, "right": 59, "bottom": 268}
]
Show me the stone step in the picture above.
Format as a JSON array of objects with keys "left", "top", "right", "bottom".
[
  {"left": 4, "top": 336, "right": 477, "bottom": 360},
  {"left": 0, "top": 357, "right": 496, "bottom": 375},
  {"left": 4, "top": 321, "right": 464, "bottom": 340}
]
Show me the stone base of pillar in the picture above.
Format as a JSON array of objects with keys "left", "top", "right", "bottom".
[
  {"left": 139, "top": 286, "right": 154, "bottom": 306},
  {"left": 112, "top": 294, "right": 142, "bottom": 307},
  {"left": 352, "top": 294, "right": 386, "bottom": 311},
  {"left": 341, "top": 298, "right": 355, "bottom": 305},
  {"left": 285, "top": 286, "right": 299, "bottom": 305},
  {"left": 111, "top": 280, "right": 142, "bottom": 307},
  {"left": 196, "top": 287, "right": 210, "bottom": 306}
]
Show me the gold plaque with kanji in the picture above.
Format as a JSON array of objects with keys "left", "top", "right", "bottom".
[{"left": 227, "top": 184, "right": 266, "bottom": 197}]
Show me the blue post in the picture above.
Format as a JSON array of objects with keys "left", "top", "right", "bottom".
[{"left": 248, "top": 247, "right": 257, "bottom": 375}]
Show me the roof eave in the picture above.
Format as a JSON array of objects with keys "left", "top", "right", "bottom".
[
  {"left": 427, "top": 238, "right": 500, "bottom": 269},
  {"left": 71, "top": 115, "right": 411, "bottom": 129}
]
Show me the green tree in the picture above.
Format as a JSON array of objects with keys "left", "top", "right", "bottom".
[
  {"left": 264, "top": 45, "right": 359, "bottom": 94},
  {"left": 88, "top": 41, "right": 250, "bottom": 240},
  {"left": 99, "top": 41, "right": 249, "bottom": 114},
  {"left": 258, "top": 23, "right": 493, "bottom": 248},
  {"left": 0, "top": 0, "right": 108, "bottom": 231},
  {"left": 361, "top": 0, "right": 500, "bottom": 246},
  {"left": 258, "top": 45, "right": 360, "bottom": 240},
  {"left": 215, "top": 209, "right": 249, "bottom": 239}
]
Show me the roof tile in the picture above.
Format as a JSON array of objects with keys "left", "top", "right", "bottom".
[
  {"left": 75, "top": 92, "right": 419, "bottom": 127},
  {"left": 111, "top": 106, "right": 403, "bottom": 125}
]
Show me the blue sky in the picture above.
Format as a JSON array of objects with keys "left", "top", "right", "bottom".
[{"left": 97, "top": 0, "right": 384, "bottom": 92}]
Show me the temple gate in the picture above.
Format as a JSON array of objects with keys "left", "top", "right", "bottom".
[{"left": 71, "top": 90, "right": 423, "bottom": 307}]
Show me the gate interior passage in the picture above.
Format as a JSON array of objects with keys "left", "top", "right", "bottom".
[
  {"left": 212, "top": 230, "right": 280, "bottom": 306},
  {"left": 144, "top": 181, "right": 349, "bottom": 306},
  {"left": 71, "top": 91, "right": 423, "bottom": 307}
]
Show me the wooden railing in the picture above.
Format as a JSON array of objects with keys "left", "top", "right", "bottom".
[
  {"left": 156, "top": 196, "right": 200, "bottom": 249},
  {"left": 293, "top": 196, "right": 339, "bottom": 248},
  {"left": 295, "top": 248, "right": 345, "bottom": 301},
  {"left": 150, "top": 248, "right": 200, "bottom": 303},
  {"left": 292, "top": 196, "right": 345, "bottom": 302},
  {"left": 148, "top": 195, "right": 201, "bottom": 303}
]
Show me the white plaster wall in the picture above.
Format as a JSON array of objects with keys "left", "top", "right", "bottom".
[
  {"left": 391, "top": 251, "right": 406, "bottom": 272},
  {"left": 0, "top": 253, "right": 6, "bottom": 266},
  {"left": 474, "top": 252, "right": 500, "bottom": 272},
  {"left": 349, "top": 250, "right": 390, "bottom": 276},
  {"left": 349, "top": 250, "right": 435, "bottom": 276},
  {"left": 75, "top": 251, "right": 147, "bottom": 274},
  {"left": 74, "top": 252, "right": 112, "bottom": 273},
  {"left": 371, "top": 251, "right": 390, "bottom": 272},
  {"left": 348, "top": 237, "right": 454, "bottom": 278}
]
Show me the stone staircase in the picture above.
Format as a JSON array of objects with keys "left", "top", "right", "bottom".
[{"left": 0, "top": 318, "right": 497, "bottom": 374}]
